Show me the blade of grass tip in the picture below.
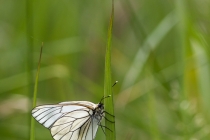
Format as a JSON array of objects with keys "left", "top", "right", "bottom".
[
  {"left": 104, "top": 0, "right": 116, "bottom": 140},
  {"left": 30, "top": 43, "right": 43, "bottom": 140}
]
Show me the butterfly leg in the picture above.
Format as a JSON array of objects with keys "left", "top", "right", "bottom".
[
  {"left": 94, "top": 115, "right": 113, "bottom": 135},
  {"left": 103, "top": 116, "right": 115, "bottom": 123},
  {"left": 101, "top": 111, "right": 115, "bottom": 123},
  {"left": 99, "top": 123, "right": 106, "bottom": 136},
  {"left": 102, "top": 111, "right": 115, "bottom": 117},
  {"left": 98, "top": 123, "right": 113, "bottom": 133}
]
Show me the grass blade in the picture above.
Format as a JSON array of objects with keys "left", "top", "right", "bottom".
[
  {"left": 104, "top": 0, "right": 116, "bottom": 140},
  {"left": 30, "top": 43, "right": 43, "bottom": 140}
]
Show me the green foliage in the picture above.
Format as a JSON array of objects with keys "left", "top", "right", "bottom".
[
  {"left": 30, "top": 45, "right": 43, "bottom": 140},
  {"left": 0, "top": 0, "right": 210, "bottom": 140},
  {"left": 104, "top": 1, "right": 116, "bottom": 140}
]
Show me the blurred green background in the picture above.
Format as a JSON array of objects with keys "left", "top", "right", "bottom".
[{"left": 1, "top": 0, "right": 210, "bottom": 140}]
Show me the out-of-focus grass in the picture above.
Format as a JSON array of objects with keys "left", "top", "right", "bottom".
[{"left": 1, "top": 0, "right": 210, "bottom": 140}]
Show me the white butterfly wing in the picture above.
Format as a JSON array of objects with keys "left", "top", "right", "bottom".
[
  {"left": 84, "top": 118, "right": 99, "bottom": 140},
  {"left": 51, "top": 109, "right": 92, "bottom": 140},
  {"left": 59, "top": 101, "right": 97, "bottom": 109},
  {"left": 32, "top": 101, "right": 100, "bottom": 140},
  {"left": 32, "top": 104, "right": 87, "bottom": 128}
]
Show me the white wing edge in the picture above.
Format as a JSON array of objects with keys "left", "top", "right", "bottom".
[{"left": 32, "top": 104, "right": 89, "bottom": 129}]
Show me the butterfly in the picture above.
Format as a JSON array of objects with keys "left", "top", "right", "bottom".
[{"left": 31, "top": 95, "right": 113, "bottom": 140}]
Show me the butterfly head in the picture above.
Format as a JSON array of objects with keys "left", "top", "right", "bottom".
[
  {"left": 97, "top": 102, "right": 104, "bottom": 110},
  {"left": 98, "top": 95, "right": 111, "bottom": 109},
  {"left": 94, "top": 95, "right": 111, "bottom": 117}
]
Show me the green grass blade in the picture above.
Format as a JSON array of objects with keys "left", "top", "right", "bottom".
[
  {"left": 104, "top": 1, "right": 116, "bottom": 140},
  {"left": 30, "top": 43, "right": 43, "bottom": 140}
]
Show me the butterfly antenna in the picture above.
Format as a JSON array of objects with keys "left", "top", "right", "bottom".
[
  {"left": 100, "top": 95, "right": 111, "bottom": 103},
  {"left": 112, "top": 81, "right": 118, "bottom": 87},
  {"left": 99, "top": 81, "right": 117, "bottom": 103}
]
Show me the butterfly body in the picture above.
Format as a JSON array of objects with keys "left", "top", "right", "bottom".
[{"left": 32, "top": 101, "right": 104, "bottom": 140}]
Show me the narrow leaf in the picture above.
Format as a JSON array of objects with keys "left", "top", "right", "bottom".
[
  {"left": 104, "top": 1, "right": 116, "bottom": 140},
  {"left": 30, "top": 43, "right": 43, "bottom": 140}
]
